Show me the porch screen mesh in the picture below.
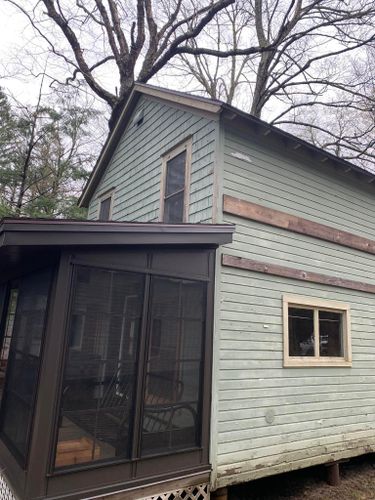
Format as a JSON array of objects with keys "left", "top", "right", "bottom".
[
  {"left": 0, "top": 268, "right": 52, "bottom": 465},
  {"left": 55, "top": 266, "right": 145, "bottom": 468},
  {"left": 141, "top": 277, "right": 205, "bottom": 455},
  {"left": 54, "top": 266, "right": 206, "bottom": 469}
]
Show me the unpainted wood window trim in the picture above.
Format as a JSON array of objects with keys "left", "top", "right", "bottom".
[
  {"left": 160, "top": 138, "right": 192, "bottom": 223},
  {"left": 283, "top": 295, "right": 352, "bottom": 368},
  {"left": 97, "top": 188, "right": 115, "bottom": 221}
]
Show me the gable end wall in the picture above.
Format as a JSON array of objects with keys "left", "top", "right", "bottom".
[{"left": 87, "top": 96, "right": 218, "bottom": 223}]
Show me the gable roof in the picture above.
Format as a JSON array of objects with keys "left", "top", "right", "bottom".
[{"left": 79, "top": 83, "right": 375, "bottom": 208}]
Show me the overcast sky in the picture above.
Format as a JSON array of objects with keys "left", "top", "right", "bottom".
[
  {"left": 0, "top": 3, "right": 41, "bottom": 101},
  {"left": 0, "top": 2, "right": 110, "bottom": 110}
]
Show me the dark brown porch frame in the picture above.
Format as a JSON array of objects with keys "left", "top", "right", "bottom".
[{"left": 0, "top": 218, "right": 234, "bottom": 500}]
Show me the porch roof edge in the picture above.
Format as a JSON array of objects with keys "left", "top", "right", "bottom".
[{"left": 0, "top": 218, "right": 234, "bottom": 248}]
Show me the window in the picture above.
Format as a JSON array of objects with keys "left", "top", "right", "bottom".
[
  {"left": 283, "top": 295, "right": 351, "bottom": 367},
  {"left": 98, "top": 191, "right": 114, "bottom": 221},
  {"left": 0, "top": 269, "right": 52, "bottom": 465},
  {"left": 54, "top": 265, "right": 206, "bottom": 470},
  {"left": 161, "top": 140, "right": 192, "bottom": 223}
]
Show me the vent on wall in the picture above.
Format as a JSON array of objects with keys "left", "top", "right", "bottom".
[
  {"left": 0, "top": 472, "right": 17, "bottom": 500},
  {"left": 139, "top": 483, "right": 209, "bottom": 500}
]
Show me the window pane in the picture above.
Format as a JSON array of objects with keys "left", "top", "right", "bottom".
[
  {"left": 164, "top": 191, "right": 184, "bottom": 223},
  {"left": 319, "top": 310, "right": 343, "bottom": 357},
  {"left": 288, "top": 307, "right": 314, "bottom": 356},
  {"left": 54, "top": 267, "right": 145, "bottom": 469},
  {"left": 0, "top": 269, "right": 52, "bottom": 464},
  {"left": 141, "top": 277, "right": 205, "bottom": 456},
  {"left": 165, "top": 152, "right": 186, "bottom": 197},
  {"left": 99, "top": 196, "right": 111, "bottom": 220}
]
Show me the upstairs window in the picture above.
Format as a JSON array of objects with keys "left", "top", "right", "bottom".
[
  {"left": 283, "top": 295, "right": 351, "bottom": 367},
  {"left": 161, "top": 140, "right": 192, "bottom": 223},
  {"left": 98, "top": 191, "right": 114, "bottom": 221}
]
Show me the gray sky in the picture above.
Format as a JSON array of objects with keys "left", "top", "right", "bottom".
[{"left": 0, "top": 2, "right": 42, "bottom": 101}]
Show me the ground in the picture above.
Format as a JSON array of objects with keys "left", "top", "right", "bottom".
[{"left": 229, "top": 454, "right": 375, "bottom": 499}]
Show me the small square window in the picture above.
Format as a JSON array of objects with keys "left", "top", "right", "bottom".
[{"left": 283, "top": 295, "right": 351, "bottom": 367}]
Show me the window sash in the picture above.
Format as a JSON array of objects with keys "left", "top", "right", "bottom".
[
  {"left": 161, "top": 140, "right": 191, "bottom": 223},
  {"left": 99, "top": 196, "right": 112, "bottom": 221}
]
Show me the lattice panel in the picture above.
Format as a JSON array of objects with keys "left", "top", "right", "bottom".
[
  {"left": 139, "top": 483, "right": 209, "bottom": 500},
  {"left": 0, "top": 472, "right": 16, "bottom": 500}
]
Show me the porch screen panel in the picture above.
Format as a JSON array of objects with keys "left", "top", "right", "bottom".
[
  {"left": 0, "top": 268, "right": 52, "bottom": 464},
  {"left": 0, "top": 289, "right": 18, "bottom": 401},
  {"left": 141, "top": 277, "right": 206, "bottom": 455},
  {"left": 0, "top": 285, "right": 6, "bottom": 325},
  {"left": 55, "top": 266, "right": 144, "bottom": 468}
]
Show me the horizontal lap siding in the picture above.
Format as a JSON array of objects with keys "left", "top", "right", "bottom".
[
  {"left": 224, "top": 128, "right": 375, "bottom": 239},
  {"left": 214, "top": 125, "right": 375, "bottom": 487},
  {"left": 216, "top": 269, "right": 375, "bottom": 486},
  {"left": 88, "top": 96, "right": 216, "bottom": 222}
]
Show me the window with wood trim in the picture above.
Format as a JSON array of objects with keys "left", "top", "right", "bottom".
[
  {"left": 161, "top": 140, "right": 191, "bottom": 223},
  {"left": 98, "top": 192, "right": 114, "bottom": 221},
  {"left": 53, "top": 265, "right": 206, "bottom": 469},
  {"left": 283, "top": 295, "right": 351, "bottom": 367}
]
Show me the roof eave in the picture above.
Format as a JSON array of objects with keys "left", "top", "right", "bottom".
[
  {"left": 221, "top": 103, "right": 375, "bottom": 185},
  {"left": 0, "top": 219, "right": 234, "bottom": 248}
]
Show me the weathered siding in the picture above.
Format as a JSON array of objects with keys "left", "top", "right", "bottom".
[
  {"left": 213, "top": 123, "right": 375, "bottom": 488},
  {"left": 223, "top": 126, "right": 375, "bottom": 239},
  {"left": 88, "top": 96, "right": 217, "bottom": 223}
]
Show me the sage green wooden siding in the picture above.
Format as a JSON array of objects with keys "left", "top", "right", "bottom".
[
  {"left": 223, "top": 126, "right": 375, "bottom": 238},
  {"left": 213, "top": 123, "right": 375, "bottom": 488},
  {"left": 87, "top": 96, "right": 217, "bottom": 223}
]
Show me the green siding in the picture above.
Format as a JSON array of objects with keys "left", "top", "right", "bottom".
[
  {"left": 215, "top": 268, "right": 375, "bottom": 487},
  {"left": 88, "top": 96, "right": 217, "bottom": 223},
  {"left": 213, "top": 123, "right": 375, "bottom": 488},
  {"left": 224, "top": 127, "right": 375, "bottom": 238}
]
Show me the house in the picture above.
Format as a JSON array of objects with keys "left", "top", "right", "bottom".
[{"left": 1, "top": 83, "right": 375, "bottom": 499}]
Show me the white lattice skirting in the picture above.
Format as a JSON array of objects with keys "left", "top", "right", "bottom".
[
  {"left": 0, "top": 472, "right": 16, "bottom": 500},
  {"left": 138, "top": 483, "right": 209, "bottom": 500}
]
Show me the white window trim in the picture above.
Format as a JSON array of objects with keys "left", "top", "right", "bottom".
[
  {"left": 97, "top": 188, "right": 115, "bottom": 220},
  {"left": 283, "top": 295, "right": 352, "bottom": 368},
  {"left": 159, "top": 138, "right": 192, "bottom": 223}
]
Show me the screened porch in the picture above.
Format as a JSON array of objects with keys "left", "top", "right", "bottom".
[{"left": 0, "top": 218, "right": 233, "bottom": 500}]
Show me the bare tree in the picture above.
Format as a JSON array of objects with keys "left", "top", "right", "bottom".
[
  {"left": 172, "top": 0, "right": 375, "bottom": 167},
  {"left": 285, "top": 51, "right": 375, "bottom": 171},
  {"left": 5, "top": 0, "right": 274, "bottom": 128},
  {"left": 169, "top": 1, "right": 254, "bottom": 106}
]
